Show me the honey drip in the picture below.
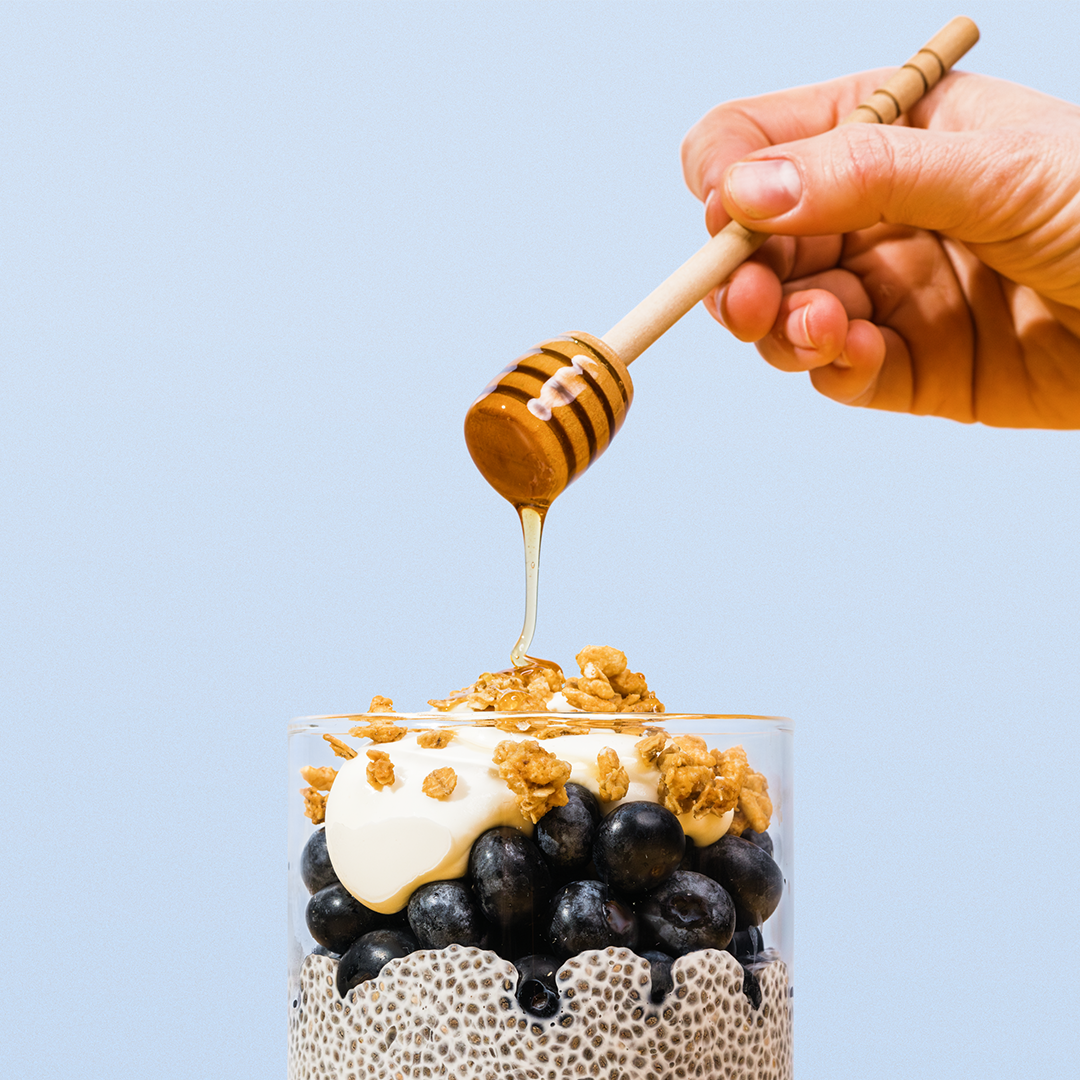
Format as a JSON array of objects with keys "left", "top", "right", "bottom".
[{"left": 510, "top": 505, "right": 545, "bottom": 668}]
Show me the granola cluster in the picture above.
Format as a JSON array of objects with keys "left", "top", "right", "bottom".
[
  {"left": 596, "top": 747, "right": 629, "bottom": 802},
  {"left": 635, "top": 732, "right": 773, "bottom": 833},
  {"left": 428, "top": 665, "right": 561, "bottom": 713},
  {"left": 349, "top": 716, "right": 406, "bottom": 744},
  {"left": 323, "top": 734, "right": 357, "bottom": 760},
  {"left": 300, "top": 787, "right": 328, "bottom": 824},
  {"left": 421, "top": 766, "right": 458, "bottom": 799},
  {"left": 428, "top": 646, "right": 664, "bottom": 715},
  {"left": 416, "top": 728, "right": 455, "bottom": 749},
  {"left": 492, "top": 738, "right": 572, "bottom": 823},
  {"left": 731, "top": 767, "right": 773, "bottom": 836},
  {"left": 365, "top": 749, "right": 395, "bottom": 788}
]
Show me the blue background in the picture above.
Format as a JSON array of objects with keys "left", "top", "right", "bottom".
[{"left": 2, "top": 2, "right": 1078, "bottom": 1076}]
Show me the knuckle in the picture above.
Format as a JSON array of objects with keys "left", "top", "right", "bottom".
[{"left": 831, "top": 125, "right": 900, "bottom": 216}]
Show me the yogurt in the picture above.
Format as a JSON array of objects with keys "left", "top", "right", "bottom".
[{"left": 325, "top": 724, "right": 732, "bottom": 913}]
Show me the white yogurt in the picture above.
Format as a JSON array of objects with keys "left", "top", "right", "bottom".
[{"left": 325, "top": 724, "right": 732, "bottom": 914}]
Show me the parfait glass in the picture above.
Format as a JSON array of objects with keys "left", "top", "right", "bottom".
[{"left": 288, "top": 712, "right": 793, "bottom": 1080}]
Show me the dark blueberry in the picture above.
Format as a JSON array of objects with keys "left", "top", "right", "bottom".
[
  {"left": 697, "top": 834, "right": 783, "bottom": 926},
  {"left": 310, "top": 944, "right": 341, "bottom": 960},
  {"left": 637, "top": 870, "right": 735, "bottom": 956},
  {"left": 735, "top": 908, "right": 760, "bottom": 931},
  {"left": 488, "top": 922, "right": 548, "bottom": 962},
  {"left": 535, "top": 784, "right": 601, "bottom": 878},
  {"left": 407, "top": 880, "right": 487, "bottom": 949},
  {"left": 726, "top": 925, "right": 765, "bottom": 962},
  {"left": 300, "top": 828, "right": 339, "bottom": 894},
  {"left": 592, "top": 802, "right": 685, "bottom": 896},
  {"left": 677, "top": 836, "right": 699, "bottom": 874},
  {"left": 639, "top": 948, "right": 673, "bottom": 963},
  {"left": 514, "top": 954, "right": 561, "bottom": 1018},
  {"left": 383, "top": 906, "right": 413, "bottom": 932},
  {"left": 336, "top": 928, "right": 418, "bottom": 997},
  {"left": 741, "top": 829, "right": 774, "bottom": 858},
  {"left": 741, "top": 964, "right": 763, "bottom": 1010},
  {"left": 306, "top": 883, "right": 381, "bottom": 953},
  {"left": 468, "top": 827, "right": 553, "bottom": 931},
  {"left": 640, "top": 949, "right": 674, "bottom": 1003},
  {"left": 546, "top": 880, "right": 639, "bottom": 959}
]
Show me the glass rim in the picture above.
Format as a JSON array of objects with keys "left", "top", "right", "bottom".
[{"left": 288, "top": 712, "right": 793, "bottom": 735}]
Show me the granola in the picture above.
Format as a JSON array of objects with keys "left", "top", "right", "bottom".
[
  {"left": 323, "top": 734, "right": 358, "bottom": 760},
  {"left": 575, "top": 646, "right": 627, "bottom": 677},
  {"left": 304, "top": 645, "right": 774, "bottom": 839},
  {"left": 301, "top": 787, "right": 328, "bottom": 824},
  {"left": 597, "top": 747, "right": 629, "bottom": 802},
  {"left": 422, "top": 767, "right": 458, "bottom": 799},
  {"left": 635, "top": 731, "right": 669, "bottom": 765},
  {"left": 492, "top": 738, "right": 571, "bottom": 823},
  {"left": 349, "top": 716, "right": 407, "bottom": 744},
  {"left": 365, "top": 749, "right": 395, "bottom": 789},
  {"left": 731, "top": 768, "right": 773, "bottom": 835},
  {"left": 428, "top": 667, "right": 556, "bottom": 712},
  {"left": 427, "top": 647, "right": 664, "bottom": 716},
  {"left": 417, "top": 729, "right": 455, "bottom": 749},
  {"left": 299, "top": 765, "right": 337, "bottom": 791}
]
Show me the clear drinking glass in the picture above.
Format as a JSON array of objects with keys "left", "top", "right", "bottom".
[{"left": 288, "top": 713, "right": 793, "bottom": 1079}]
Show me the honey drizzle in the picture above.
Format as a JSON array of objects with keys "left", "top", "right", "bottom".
[{"left": 510, "top": 505, "right": 545, "bottom": 668}]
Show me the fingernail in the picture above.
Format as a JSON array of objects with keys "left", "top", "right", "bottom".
[
  {"left": 710, "top": 284, "right": 729, "bottom": 328},
  {"left": 725, "top": 159, "right": 802, "bottom": 220},
  {"left": 703, "top": 189, "right": 723, "bottom": 236},
  {"left": 786, "top": 303, "right": 814, "bottom": 349}
]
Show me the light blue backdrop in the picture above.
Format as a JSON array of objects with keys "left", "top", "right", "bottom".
[{"left": 2, "top": 2, "right": 1077, "bottom": 1077}]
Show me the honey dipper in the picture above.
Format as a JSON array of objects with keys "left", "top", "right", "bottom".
[{"left": 465, "top": 16, "right": 980, "bottom": 510}]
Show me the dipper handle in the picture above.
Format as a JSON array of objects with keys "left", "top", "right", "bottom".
[{"left": 601, "top": 15, "right": 980, "bottom": 365}]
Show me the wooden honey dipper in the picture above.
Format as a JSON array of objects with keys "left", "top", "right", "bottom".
[{"left": 465, "top": 16, "right": 980, "bottom": 511}]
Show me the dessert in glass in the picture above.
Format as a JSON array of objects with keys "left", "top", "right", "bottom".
[{"left": 288, "top": 649, "right": 793, "bottom": 1078}]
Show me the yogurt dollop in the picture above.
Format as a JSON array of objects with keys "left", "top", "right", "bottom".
[{"left": 325, "top": 725, "right": 732, "bottom": 914}]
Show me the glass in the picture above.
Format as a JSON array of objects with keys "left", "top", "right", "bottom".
[{"left": 288, "top": 713, "right": 793, "bottom": 1079}]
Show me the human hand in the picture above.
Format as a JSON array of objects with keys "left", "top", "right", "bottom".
[{"left": 681, "top": 71, "right": 1080, "bottom": 428}]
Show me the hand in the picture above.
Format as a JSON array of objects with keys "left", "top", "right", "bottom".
[{"left": 681, "top": 71, "right": 1080, "bottom": 428}]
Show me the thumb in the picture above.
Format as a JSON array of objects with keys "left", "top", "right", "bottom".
[{"left": 716, "top": 123, "right": 1065, "bottom": 246}]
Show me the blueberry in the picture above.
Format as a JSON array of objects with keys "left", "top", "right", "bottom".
[
  {"left": 300, "top": 828, "right": 339, "bottom": 894},
  {"left": 468, "top": 827, "right": 553, "bottom": 931},
  {"left": 741, "top": 964, "right": 763, "bottom": 1010},
  {"left": 640, "top": 949, "right": 674, "bottom": 1003},
  {"left": 677, "top": 836, "right": 699, "bottom": 874},
  {"left": 697, "top": 834, "right": 783, "bottom": 926},
  {"left": 514, "top": 954, "right": 561, "bottom": 1018},
  {"left": 592, "top": 802, "right": 685, "bottom": 895},
  {"left": 407, "top": 880, "right": 487, "bottom": 949},
  {"left": 310, "top": 944, "right": 340, "bottom": 960},
  {"left": 637, "top": 870, "right": 735, "bottom": 956},
  {"left": 741, "top": 829, "right": 774, "bottom": 858},
  {"left": 546, "top": 880, "right": 639, "bottom": 959},
  {"left": 734, "top": 908, "right": 759, "bottom": 931},
  {"left": 336, "top": 928, "right": 418, "bottom": 997},
  {"left": 487, "top": 917, "right": 553, "bottom": 962},
  {"left": 726, "top": 925, "right": 765, "bottom": 962},
  {"left": 383, "top": 906, "right": 413, "bottom": 932},
  {"left": 535, "top": 784, "right": 600, "bottom": 879},
  {"left": 306, "top": 883, "right": 381, "bottom": 953}
]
